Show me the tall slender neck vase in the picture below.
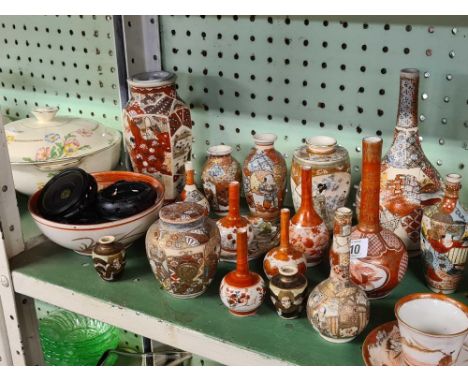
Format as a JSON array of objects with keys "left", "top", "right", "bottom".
[
  {"left": 290, "top": 166, "right": 330, "bottom": 267},
  {"left": 307, "top": 207, "right": 370, "bottom": 343},
  {"left": 216, "top": 181, "right": 254, "bottom": 262},
  {"left": 263, "top": 208, "right": 307, "bottom": 279},
  {"left": 333, "top": 137, "right": 408, "bottom": 299},
  {"left": 219, "top": 228, "right": 266, "bottom": 316},
  {"left": 380, "top": 68, "right": 442, "bottom": 253},
  {"left": 421, "top": 174, "right": 467, "bottom": 294},
  {"left": 180, "top": 161, "right": 210, "bottom": 215}
]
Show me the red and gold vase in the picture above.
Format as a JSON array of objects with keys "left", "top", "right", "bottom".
[
  {"left": 263, "top": 209, "right": 307, "bottom": 280},
  {"left": 290, "top": 166, "right": 330, "bottom": 267},
  {"left": 123, "top": 71, "right": 192, "bottom": 202},
  {"left": 220, "top": 228, "right": 266, "bottom": 316},
  {"left": 180, "top": 161, "right": 209, "bottom": 215},
  {"left": 333, "top": 137, "right": 408, "bottom": 299}
]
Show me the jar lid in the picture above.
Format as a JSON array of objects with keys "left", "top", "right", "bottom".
[
  {"left": 5, "top": 107, "right": 121, "bottom": 164},
  {"left": 159, "top": 202, "right": 205, "bottom": 224},
  {"left": 127, "top": 71, "right": 176, "bottom": 88},
  {"left": 207, "top": 145, "right": 233, "bottom": 156},
  {"left": 294, "top": 135, "right": 349, "bottom": 166}
]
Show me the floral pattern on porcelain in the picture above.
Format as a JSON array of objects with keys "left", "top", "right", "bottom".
[
  {"left": 216, "top": 222, "right": 254, "bottom": 262},
  {"left": 219, "top": 278, "right": 266, "bottom": 315},
  {"left": 289, "top": 222, "right": 329, "bottom": 267},
  {"left": 181, "top": 185, "right": 210, "bottom": 213}
]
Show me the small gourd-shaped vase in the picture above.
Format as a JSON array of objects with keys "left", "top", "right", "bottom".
[
  {"left": 220, "top": 228, "right": 266, "bottom": 316},
  {"left": 180, "top": 161, "right": 210, "bottom": 215},
  {"left": 242, "top": 133, "right": 287, "bottom": 221},
  {"left": 421, "top": 173, "right": 468, "bottom": 294},
  {"left": 290, "top": 166, "right": 330, "bottom": 267},
  {"left": 268, "top": 265, "right": 308, "bottom": 319},
  {"left": 379, "top": 68, "right": 442, "bottom": 253},
  {"left": 92, "top": 236, "right": 126, "bottom": 281},
  {"left": 216, "top": 181, "right": 254, "bottom": 262},
  {"left": 263, "top": 209, "right": 307, "bottom": 280},
  {"left": 332, "top": 137, "right": 408, "bottom": 299},
  {"left": 307, "top": 207, "right": 370, "bottom": 343}
]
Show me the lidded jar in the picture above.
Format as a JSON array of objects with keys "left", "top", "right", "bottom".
[
  {"left": 268, "top": 265, "right": 308, "bottom": 319},
  {"left": 242, "top": 133, "right": 287, "bottom": 221},
  {"left": 220, "top": 228, "right": 266, "bottom": 316},
  {"left": 263, "top": 208, "right": 307, "bottom": 280},
  {"left": 180, "top": 161, "right": 210, "bottom": 215},
  {"left": 201, "top": 145, "right": 241, "bottom": 216},
  {"left": 145, "top": 202, "right": 221, "bottom": 298},
  {"left": 331, "top": 137, "right": 408, "bottom": 299},
  {"left": 123, "top": 71, "right": 192, "bottom": 203},
  {"left": 379, "top": 68, "right": 442, "bottom": 253},
  {"left": 216, "top": 181, "right": 254, "bottom": 262},
  {"left": 92, "top": 236, "right": 126, "bottom": 281},
  {"left": 421, "top": 174, "right": 467, "bottom": 294},
  {"left": 307, "top": 207, "right": 370, "bottom": 343},
  {"left": 290, "top": 166, "right": 330, "bottom": 267},
  {"left": 291, "top": 136, "right": 351, "bottom": 230}
]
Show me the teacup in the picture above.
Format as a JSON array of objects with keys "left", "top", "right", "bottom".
[{"left": 395, "top": 293, "right": 468, "bottom": 366}]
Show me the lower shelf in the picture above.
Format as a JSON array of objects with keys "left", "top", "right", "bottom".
[{"left": 10, "top": 239, "right": 468, "bottom": 365}]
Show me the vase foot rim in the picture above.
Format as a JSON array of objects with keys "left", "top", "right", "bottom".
[
  {"left": 427, "top": 286, "right": 456, "bottom": 294},
  {"left": 319, "top": 333, "right": 356, "bottom": 343},
  {"left": 228, "top": 309, "right": 257, "bottom": 317}
]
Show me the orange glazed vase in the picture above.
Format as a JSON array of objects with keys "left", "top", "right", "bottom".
[
  {"left": 379, "top": 69, "right": 442, "bottom": 254},
  {"left": 290, "top": 166, "right": 330, "bottom": 267},
  {"left": 332, "top": 137, "right": 408, "bottom": 299},
  {"left": 216, "top": 181, "right": 254, "bottom": 262},
  {"left": 219, "top": 228, "right": 266, "bottom": 316},
  {"left": 263, "top": 209, "right": 307, "bottom": 280},
  {"left": 180, "top": 161, "right": 210, "bottom": 215}
]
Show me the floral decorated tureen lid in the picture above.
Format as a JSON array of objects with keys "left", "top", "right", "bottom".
[{"left": 5, "top": 107, "right": 121, "bottom": 164}]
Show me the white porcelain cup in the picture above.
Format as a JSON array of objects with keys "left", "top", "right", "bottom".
[{"left": 395, "top": 293, "right": 468, "bottom": 366}]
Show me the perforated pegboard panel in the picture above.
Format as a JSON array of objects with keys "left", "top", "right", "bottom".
[
  {"left": 0, "top": 15, "right": 122, "bottom": 128},
  {"left": 160, "top": 15, "right": 468, "bottom": 203}
]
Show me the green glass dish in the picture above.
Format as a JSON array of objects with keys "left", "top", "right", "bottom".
[{"left": 39, "top": 310, "right": 120, "bottom": 366}]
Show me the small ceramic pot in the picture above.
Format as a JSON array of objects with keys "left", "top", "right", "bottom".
[
  {"left": 180, "top": 161, "right": 210, "bottom": 215},
  {"left": 268, "top": 265, "right": 308, "bottom": 319},
  {"left": 201, "top": 145, "right": 241, "bottom": 216},
  {"left": 92, "top": 236, "right": 126, "bottom": 281},
  {"left": 395, "top": 293, "right": 468, "bottom": 366},
  {"left": 220, "top": 228, "right": 266, "bottom": 316},
  {"left": 263, "top": 209, "right": 307, "bottom": 280},
  {"left": 291, "top": 136, "right": 351, "bottom": 230},
  {"left": 242, "top": 133, "right": 287, "bottom": 221},
  {"left": 145, "top": 202, "right": 221, "bottom": 298},
  {"left": 216, "top": 181, "right": 254, "bottom": 262}
]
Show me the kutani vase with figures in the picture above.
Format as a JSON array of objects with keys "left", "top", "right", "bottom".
[
  {"left": 332, "top": 137, "right": 408, "bottom": 299},
  {"left": 145, "top": 202, "right": 220, "bottom": 298},
  {"left": 421, "top": 174, "right": 467, "bottom": 294},
  {"left": 378, "top": 68, "right": 442, "bottom": 254},
  {"left": 201, "top": 145, "right": 241, "bottom": 216},
  {"left": 180, "top": 161, "right": 210, "bottom": 215},
  {"left": 220, "top": 228, "right": 266, "bottom": 316},
  {"left": 290, "top": 166, "right": 330, "bottom": 267},
  {"left": 242, "top": 133, "right": 287, "bottom": 221},
  {"left": 291, "top": 136, "right": 351, "bottom": 231},
  {"left": 263, "top": 208, "right": 307, "bottom": 280},
  {"left": 216, "top": 181, "right": 254, "bottom": 262},
  {"left": 123, "top": 71, "right": 192, "bottom": 202},
  {"left": 307, "top": 207, "right": 370, "bottom": 343}
]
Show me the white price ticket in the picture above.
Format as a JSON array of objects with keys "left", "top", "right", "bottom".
[{"left": 350, "top": 238, "right": 369, "bottom": 259}]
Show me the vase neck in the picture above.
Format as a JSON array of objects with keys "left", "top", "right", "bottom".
[
  {"left": 440, "top": 174, "right": 462, "bottom": 214},
  {"left": 185, "top": 162, "right": 195, "bottom": 186},
  {"left": 129, "top": 83, "right": 177, "bottom": 98},
  {"left": 235, "top": 229, "right": 249, "bottom": 277},
  {"left": 396, "top": 69, "right": 419, "bottom": 129},
  {"left": 279, "top": 208, "right": 290, "bottom": 250},
  {"left": 296, "top": 166, "right": 322, "bottom": 223},
  {"left": 358, "top": 137, "right": 383, "bottom": 233},
  {"left": 227, "top": 181, "right": 241, "bottom": 219},
  {"left": 331, "top": 207, "right": 353, "bottom": 283}
]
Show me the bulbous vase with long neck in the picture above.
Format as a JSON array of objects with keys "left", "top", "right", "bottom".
[
  {"left": 332, "top": 137, "right": 408, "bottom": 299},
  {"left": 379, "top": 68, "right": 442, "bottom": 254},
  {"left": 219, "top": 228, "right": 266, "bottom": 316},
  {"left": 308, "top": 207, "right": 370, "bottom": 343},
  {"left": 263, "top": 208, "right": 307, "bottom": 280},
  {"left": 216, "top": 181, "right": 254, "bottom": 262},
  {"left": 180, "top": 161, "right": 210, "bottom": 215},
  {"left": 290, "top": 166, "right": 330, "bottom": 267}
]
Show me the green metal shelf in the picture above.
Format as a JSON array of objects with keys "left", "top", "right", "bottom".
[{"left": 10, "top": 235, "right": 468, "bottom": 366}]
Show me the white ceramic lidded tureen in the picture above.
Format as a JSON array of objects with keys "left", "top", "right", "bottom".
[{"left": 4, "top": 107, "right": 122, "bottom": 195}]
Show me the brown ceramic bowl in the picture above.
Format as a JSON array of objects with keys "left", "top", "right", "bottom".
[{"left": 28, "top": 171, "right": 165, "bottom": 255}]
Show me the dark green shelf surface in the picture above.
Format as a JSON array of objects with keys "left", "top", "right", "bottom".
[{"left": 11, "top": 238, "right": 468, "bottom": 366}]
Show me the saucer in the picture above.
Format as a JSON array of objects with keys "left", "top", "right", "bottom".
[{"left": 362, "top": 321, "right": 468, "bottom": 366}]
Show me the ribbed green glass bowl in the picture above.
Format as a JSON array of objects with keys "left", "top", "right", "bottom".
[{"left": 39, "top": 310, "right": 120, "bottom": 366}]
